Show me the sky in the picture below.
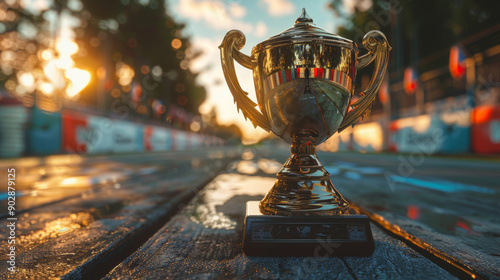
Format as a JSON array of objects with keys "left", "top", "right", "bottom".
[{"left": 169, "top": 0, "right": 352, "bottom": 143}]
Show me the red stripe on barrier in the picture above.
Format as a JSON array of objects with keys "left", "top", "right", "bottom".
[
  {"left": 62, "top": 111, "right": 87, "bottom": 153},
  {"left": 388, "top": 121, "right": 399, "bottom": 152},
  {"left": 285, "top": 69, "right": 292, "bottom": 82},
  {"left": 144, "top": 126, "right": 152, "bottom": 151},
  {"left": 472, "top": 105, "right": 500, "bottom": 153}
]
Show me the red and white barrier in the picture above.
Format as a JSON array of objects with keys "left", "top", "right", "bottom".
[
  {"left": 352, "top": 122, "right": 384, "bottom": 152},
  {"left": 173, "top": 130, "right": 187, "bottom": 151},
  {"left": 61, "top": 110, "right": 222, "bottom": 155},
  {"left": 318, "top": 127, "right": 353, "bottom": 153},
  {"left": 87, "top": 115, "right": 114, "bottom": 154},
  {"left": 62, "top": 110, "right": 87, "bottom": 153},
  {"left": 111, "top": 120, "right": 142, "bottom": 153},
  {"left": 144, "top": 125, "right": 172, "bottom": 152},
  {"left": 0, "top": 98, "right": 28, "bottom": 158},
  {"left": 389, "top": 111, "right": 471, "bottom": 154},
  {"left": 472, "top": 105, "right": 500, "bottom": 153},
  {"left": 318, "top": 121, "right": 385, "bottom": 153}
]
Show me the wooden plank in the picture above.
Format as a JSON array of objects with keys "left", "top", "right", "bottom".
[
  {"left": 105, "top": 174, "right": 352, "bottom": 279},
  {"left": 1, "top": 149, "right": 237, "bottom": 217},
  {"left": 344, "top": 226, "right": 455, "bottom": 279},
  {"left": 0, "top": 153, "right": 236, "bottom": 279},
  {"left": 106, "top": 168, "right": 456, "bottom": 279}
]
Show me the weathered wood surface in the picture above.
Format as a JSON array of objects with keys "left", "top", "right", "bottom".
[
  {"left": 0, "top": 149, "right": 238, "bottom": 279},
  {"left": 106, "top": 166, "right": 456, "bottom": 280},
  {"left": 1, "top": 146, "right": 497, "bottom": 279},
  {"left": 316, "top": 151, "right": 500, "bottom": 279},
  {"left": 0, "top": 150, "right": 237, "bottom": 217}
]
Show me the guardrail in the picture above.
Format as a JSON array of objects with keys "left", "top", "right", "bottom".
[
  {"left": 319, "top": 104, "right": 500, "bottom": 154},
  {"left": 2, "top": 100, "right": 499, "bottom": 158},
  {"left": 0, "top": 101, "right": 224, "bottom": 158}
]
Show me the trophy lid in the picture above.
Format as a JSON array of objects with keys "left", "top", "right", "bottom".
[{"left": 252, "top": 8, "right": 357, "bottom": 55}]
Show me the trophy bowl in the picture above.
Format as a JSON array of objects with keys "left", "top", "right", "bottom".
[{"left": 220, "top": 9, "right": 389, "bottom": 219}]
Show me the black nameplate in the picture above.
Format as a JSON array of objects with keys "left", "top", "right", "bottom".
[{"left": 243, "top": 201, "right": 375, "bottom": 256}]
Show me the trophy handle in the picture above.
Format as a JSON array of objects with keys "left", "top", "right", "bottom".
[
  {"left": 219, "top": 30, "right": 271, "bottom": 132},
  {"left": 337, "top": 31, "right": 391, "bottom": 132}
]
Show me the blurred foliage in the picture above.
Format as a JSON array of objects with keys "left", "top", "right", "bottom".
[
  {"left": 200, "top": 106, "right": 242, "bottom": 141},
  {"left": 211, "top": 123, "right": 242, "bottom": 142},
  {"left": 328, "top": 0, "right": 500, "bottom": 115},
  {"left": 74, "top": 0, "right": 206, "bottom": 116},
  {"left": 329, "top": 0, "right": 500, "bottom": 64},
  {"left": 1, "top": 0, "right": 207, "bottom": 123},
  {"left": 0, "top": 1, "right": 51, "bottom": 98}
]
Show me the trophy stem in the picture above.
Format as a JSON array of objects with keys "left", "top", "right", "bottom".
[{"left": 259, "top": 132, "right": 349, "bottom": 216}]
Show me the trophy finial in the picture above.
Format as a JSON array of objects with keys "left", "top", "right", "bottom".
[{"left": 295, "top": 8, "right": 313, "bottom": 25}]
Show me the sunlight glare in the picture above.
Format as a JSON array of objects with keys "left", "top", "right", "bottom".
[
  {"left": 56, "top": 39, "right": 79, "bottom": 57},
  {"left": 17, "top": 72, "right": 35, "bottom": 92},
  {"left": 65, "top": 68, "right": 91, "bottom": 97},
  {"left": 39, "top": 82, "right": 54, "bottom": 95},
  {"left": 41, "top": 49, "right": 54, "bottom": 60},
  {"left": 56, "top": 56, "right": 75, "bottom": 70},
  {"left": 116, "top": 62, "right": 135, "bottom": 86}
]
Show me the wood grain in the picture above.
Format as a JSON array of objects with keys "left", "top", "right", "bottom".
[
  {"left": 106, "top": 170, "right": 456, "bottom": 280},
  {"left": 0, "top": 154, "right": 235, "bottom": 280}
]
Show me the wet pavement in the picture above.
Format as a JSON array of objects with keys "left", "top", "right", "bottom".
[{"left": 0, "top": 145, "right": 499, "bottom": 279}]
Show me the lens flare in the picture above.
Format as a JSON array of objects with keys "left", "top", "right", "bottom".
[{"left": 65, "top": 68, "right": 91, "bottom": 97}]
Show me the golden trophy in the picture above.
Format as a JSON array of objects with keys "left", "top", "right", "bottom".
[{"left": 220, "top": 9, "right": 390, "bottom": 256}]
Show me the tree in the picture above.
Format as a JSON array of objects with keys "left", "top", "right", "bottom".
[
  {"left": 0, "top": 1, "right": 53, "bottom": 104},
  {"left": 328, "top": 0, "right": 500, "bottom": 114},
  {"left": 73, "top": 0, "right": 206, "bottom": 120},
  {"left": 329, "top": 0, "right": 500, "bottom": 61}
]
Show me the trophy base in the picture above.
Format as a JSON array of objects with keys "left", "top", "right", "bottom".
[{"left": 243, "top": 201, "right": 375, "bottom": 257}]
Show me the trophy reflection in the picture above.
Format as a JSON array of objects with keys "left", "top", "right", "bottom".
[{"left": 220, "top": 9, "right": 390, "bottom": 256}]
